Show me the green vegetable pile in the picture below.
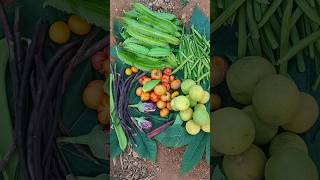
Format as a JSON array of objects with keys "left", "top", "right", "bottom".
[
  {"left": 173, "top": 27, "right": 210, "bottom": 85},
  {"left": 116, "top": 3, "right": 182, "bottom": 71},
  {"left": 212, "top": 0, "right": 320, "bottom": 90},
  {"left": 111, "top": 3, "right": 211, "bottom": 176}
]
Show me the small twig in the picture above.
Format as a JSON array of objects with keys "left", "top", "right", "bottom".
[{"left": 0, "top": 143, "right": 16, "bottom": 171}]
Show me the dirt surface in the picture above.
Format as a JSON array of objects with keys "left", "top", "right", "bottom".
[
  {"left": 110, "top": 0, "right": 210, "bottom": 179},
  {"left": 110, "top": 143, "right": 210, "bottom": 180}
]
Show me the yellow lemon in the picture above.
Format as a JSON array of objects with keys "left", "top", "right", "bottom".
[{"left": 185, "top": 120, "right": 200, "bottom": 135}]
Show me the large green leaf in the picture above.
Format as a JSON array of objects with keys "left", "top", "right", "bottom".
[
  {"left": 110, "top": 129, "right": 122, "bottom": 159},
  {"left": 205, "top": 135, "right": 210, "bottom": 165},
  {"left": 58, "top": 125, "right": 107, "bottom": 160},
  {"left": 211, "top": 165, "right": 226, "bottom": 180},
  {"left": 155, "top": 124, "right": 193, "bottom": 148},
  {"left": 180, "top": 132, "right": 208, "bottom": 174},
  {"left": 43, "top": 0, "right": 109, "bottom": 30},
  {"left": 62, "top": 60, "right": 96, "bottom": 132},
  {"left": 190, "top": 7, "right": 210, "bottom": 40},
  {"left": 133, "top": 133, "right": 157, "bottom": 162}
]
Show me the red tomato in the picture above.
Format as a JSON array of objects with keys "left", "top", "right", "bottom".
[
  {"left": 91, "top": 51, "right": 107, "bottom": 74},
  {"left": 162, "top": 82, "right": 170, "bottom": 91},
  {"left": 139, "top": 76, "right": 147, "bottom": 85},
  {"left": 163, "top": 68, "right": 172, "bottom": 75},
  {"left": 161, "top": 74, "right": 170, "bottom": 83}
]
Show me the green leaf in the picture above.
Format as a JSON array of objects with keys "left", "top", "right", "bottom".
[
  {"left": 205, "top": 135, "right": 210, "bottom": 165},
  {"left": 155, "top": 125, "right": 192, "bottom": 148},
  {"left": 58, "top": 125, "right": 107, "bottom": 160},
  {"left": 112, "top": 20, "right": 125, "bottom": 42},
  {"left": 43, "top": 0, "right": 109, "bottom": 30},
  {"left": 110, "top": 129, "right": 122, "bottom": 159},
  {"left": 173, "top": 114, "right": 183, "bottom": 125},
  {"left": 180, "top": 132, "right": 207, "bottom": 174},
  {"left": 212, "top": 165, "right": 226, "bottom": 180},
  {"left": 190, "top": 7, "right": 210, "bottom": 40},
  {"left": 62, "top": 60, "right": 95, "bottom": 131},
  {"left": 133, "top": 133, "right": 157, "bottom": 162}
]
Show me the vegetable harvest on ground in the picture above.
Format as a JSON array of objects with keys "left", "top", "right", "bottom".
[
  {"left": 0, "top": 0, "right": 108, "bottom": 179},
  {"left": 212, "top": 0, "right": 320, "bottom": 179},
  {"left": 111, "top": 3, "right": 210, "bottom": 174}
]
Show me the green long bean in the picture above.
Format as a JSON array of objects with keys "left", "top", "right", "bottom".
[
  {"left": 291, "top": 26, "right": 306, "bottom": 72},
  {"left": 294, "top": 0, "right": 320, "bottom": 25},
  {"left": 258, "top": 0, "right": 283, "bottom": 28},
  {"left": 278, "top": 29, "right": 320, "bottom": 64},
  {"left": 247, "top": 0, "right": 262, "bottom": 55},
  {"left": 279, "top": 0, "right": 293, "bottom": 75},
  {"left": 238, "top": 6, "right": 247, "bottom": 58},
  {"left": 212, "top": 0, "right": 246, "bottom": 30}
]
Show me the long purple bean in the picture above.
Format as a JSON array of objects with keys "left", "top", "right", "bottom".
[{"left": 16, "top": 19, "right": 44, "bottom": 180}]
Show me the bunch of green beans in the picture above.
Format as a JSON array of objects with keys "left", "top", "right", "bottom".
[
  {"left": 172, "top": 27, "right": 210, "bottom": 86},
  {"left": 212, "top": 0, "right": 320, "bottom": 90}
]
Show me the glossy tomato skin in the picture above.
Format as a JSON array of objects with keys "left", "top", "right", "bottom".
[
  {"left": 163, "top": 68, "right": 172, "bottom": 76},
  {"left": 91, "top": 51, "right": 108, "bottom": 74},
  {"left": 150, "top": 92, "right": 160, "bottom": 103},
  {"left": 151, "top": 69, "right": 162, "bottom": 80}
]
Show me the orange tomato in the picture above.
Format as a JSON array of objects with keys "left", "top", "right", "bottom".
[
  {"left": 151, "top": 69, "right": 162, "bottom": 80},
  {"left": 160, "top": 108, "right": 170, "bottom": 117},
  {"left": 166, "top": 102, "right": 172, "bottom": 110},
  {"left": 157, "top": 101, "right": 166, "bottom": 109},
  {"left": 136, "top": 87, "right": 143, "bottom": 97},
  {"left": 150, "top": 92, "right": 160, "bottom": 103},
  {"left": 154, "top": 85, "right": 166, "bottom": 96},
  {"left": 169, "top": 75, "right": 175, "bottom": 82},
  {"left": 82, "top": 80, "right": 105, "bottom": 110},
  {"left": 170, "top": 80, "right": 181, "bottom": 90},
  {"left": 141, "top": 92, "right": 150, "bottom": 101},
  {"left": 97, "top": 95, "right": 109, "bottom": 125},
  {"left": 160, "top": 92, "right": 171, "bottom": 102}
]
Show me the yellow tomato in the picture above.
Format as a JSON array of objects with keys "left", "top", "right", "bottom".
[
  {"left": 125, "top": 68, "right": 133, "bottom": 76},
  {"left": 49, "top": 21, "right": 71, "bottom": 44},
  {"left": 68, "top": 15, "right": 91, "bottom": 35}
]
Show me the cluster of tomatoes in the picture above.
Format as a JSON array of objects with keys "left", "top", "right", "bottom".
[
  {"left": 91, "top": 47, "right": 109, "bottom": 75},
  {"left": 135, "top": 68, "right": 181, "bottom": 117}
]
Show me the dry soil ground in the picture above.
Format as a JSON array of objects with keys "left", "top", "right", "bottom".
[{"left": 110, "top": 0, "right": 210, "bottom": 180}]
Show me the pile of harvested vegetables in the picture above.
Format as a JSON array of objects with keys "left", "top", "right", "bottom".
[
  {"left": 111, "top": 3, "right": 211, "bottom": 174},
  {"left": 212, "top": 0, "right": 320, "bottom": 179},
  {"left": 0, "top": 1, "right": 108, "bottom": 179}
]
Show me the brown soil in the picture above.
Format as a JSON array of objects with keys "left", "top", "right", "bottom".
[
  {"left": 110, "top": 0, "right": 210, "bottom": 179},
  {"left": 110, "top": 143, "right": 210, "bottom": 180}
]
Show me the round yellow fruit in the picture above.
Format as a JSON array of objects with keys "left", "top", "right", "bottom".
[
  {"left": 68, "top": 15, "right": 91, "bottom": 35},
  {"left": 83, "top": 80, "right": 105, "bottom": 110},
  {"left": 49, "top": 21, "right": 71, "bottom": 44},
  {"left": 186, "top": 120, "right": 200, "bottom": 135},
  {"left": 201, "top": 124, "right": 210, "bottom": 132}
]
